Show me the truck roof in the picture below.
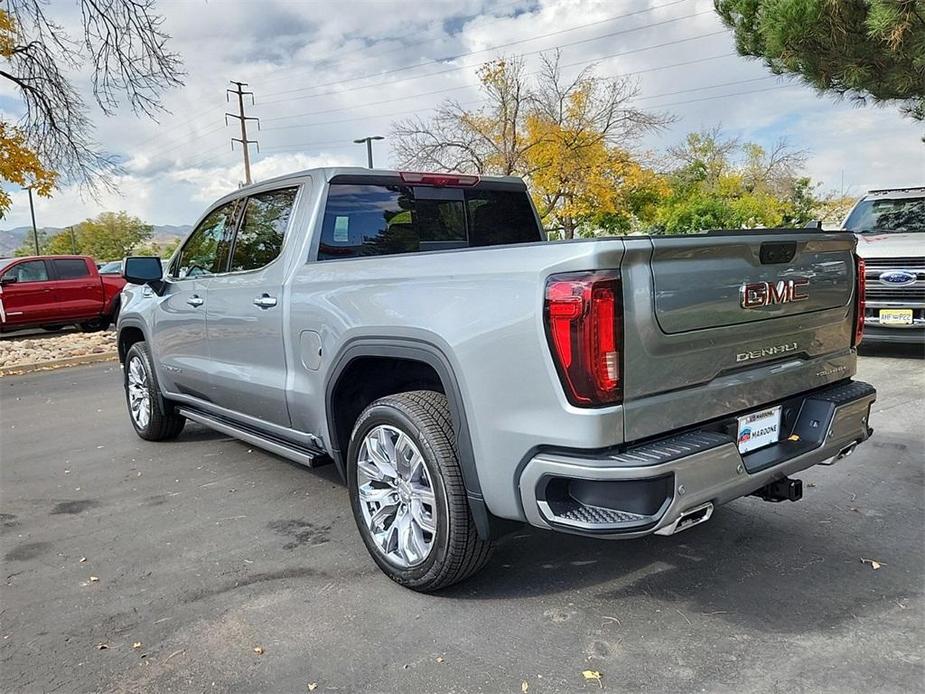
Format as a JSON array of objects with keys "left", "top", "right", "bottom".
[
  {"left": 862, "top": 187, "right": 925, "bottom": 200},
  {"left": 230, "top": 167, "right": 526, "bottom": 194}
]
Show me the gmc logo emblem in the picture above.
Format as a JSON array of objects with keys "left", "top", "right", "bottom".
[{"left": 740, "top": 278, "right": 810, "bottom": 309}]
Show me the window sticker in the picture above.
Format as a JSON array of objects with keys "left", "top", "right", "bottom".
[{"left": 334, "top": 216, "right": 350, "bottom": 242}]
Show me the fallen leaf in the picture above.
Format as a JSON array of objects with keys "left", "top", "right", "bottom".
[
  {"left": 307, "top": 684, "right": 318, "bottom": 692},
  {"left": 522, "top": 680, "right": 529, "bottom": 693},
  {"left": 89, "top": 576, "right": 99, "bottom": 582},
  {"left": 436, "top": 656, "right": 444, "bottom": 663},
  {"left": 582, "top": 670, "right": 603, "bottom": 688},
  {"left": 860, "top": 557, "right": 882, "bottom": 570},
  {"left": 253, "top": 646, "right": 264, "bottom": 655},
  {"left": 96, "top": 643, "right": 109, "bottom": 650},
  {"left": 132, "top": 642, "right": 142, "bottom": 649}
]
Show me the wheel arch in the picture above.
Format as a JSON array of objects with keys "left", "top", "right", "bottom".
[
  {"left": 117, "top": 320, "right": 148, "bottom": 364},
  {"left": 325, "top": 337, "right": 492, "bottom": 538}
]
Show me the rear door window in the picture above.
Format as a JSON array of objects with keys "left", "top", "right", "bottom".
[
  {"left": 2, "top": 260, "right": 49, "bottom": 282},
  {"left": 230, "top": 187, "right": 298, "bottom": 272},
  {"left": 52, "top": 258, "right": 91, "bottom": 279},
  {"left": 318, "top": 183, "right": 540, "bottom": 260}
]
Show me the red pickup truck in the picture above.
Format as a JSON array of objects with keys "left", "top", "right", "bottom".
[{"left": 0, "top": 256, "right": 125, "bottom": 333}]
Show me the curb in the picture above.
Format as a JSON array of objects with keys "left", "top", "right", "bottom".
[{"left": 0, "top": 351, "right": 119, "bottom": 377}]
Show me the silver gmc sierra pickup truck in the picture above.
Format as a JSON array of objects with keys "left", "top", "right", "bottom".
[{"left": 117, "top": 168, "right": 877, "bottom": 591}]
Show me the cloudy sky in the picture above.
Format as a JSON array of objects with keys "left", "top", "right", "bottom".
[{"left": 2, "top": 0, "right": 923, "bottom": 229}]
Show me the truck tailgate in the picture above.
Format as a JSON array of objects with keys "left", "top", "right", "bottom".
[
  {"left": 621, "top": 232, "right": 859, "bottom": 442},
  {"left": 651, "top": 235, "right": 854, "bottom": 333}
]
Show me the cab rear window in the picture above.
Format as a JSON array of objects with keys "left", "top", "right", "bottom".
[{"left": 318, "top": 183, "right": 541, "bottom": 260}]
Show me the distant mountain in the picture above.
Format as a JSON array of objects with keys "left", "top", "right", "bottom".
[{"left": 0, "top": 224, "right": 192, "bottom": 256}]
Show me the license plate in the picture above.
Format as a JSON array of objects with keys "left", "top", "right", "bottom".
[
  {"left": 879, "top": 308, "right": 913, "bottom": 326},
  {"left": 737, "top": 405, "right": 782, "bottom": 454}
]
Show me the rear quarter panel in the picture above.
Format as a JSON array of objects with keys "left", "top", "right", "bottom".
[{"left": 288, "top": 238, "right": 628, "bottom": 520}]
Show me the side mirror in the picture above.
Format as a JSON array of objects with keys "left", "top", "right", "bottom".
[
  {"left": 123, "top": 256, "right": 163, "bottom": 288},
  {"left": 0, "top": 276, "right": 18, "bottom": 286}
]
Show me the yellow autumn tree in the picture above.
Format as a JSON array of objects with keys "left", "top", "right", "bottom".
[
  {"left": 0, "top": 11, "right": 57, "bottom": 217},
  {"left": 0, "top": 120, "right": 57, "bottom": 218},
  {"left": 391, "top": 52, "right": 671, "bottom": 238}
]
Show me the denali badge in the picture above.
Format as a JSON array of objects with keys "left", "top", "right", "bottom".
[
  {"left": 740, "top": 278, "right": 809, "bottom": 309},
  {"left": 736, "top": 341, "right": 798, "bottom": 363}
]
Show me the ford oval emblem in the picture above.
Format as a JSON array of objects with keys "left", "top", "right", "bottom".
[{"left": 879, "top": 270, "right": 917, "bottom": 287}]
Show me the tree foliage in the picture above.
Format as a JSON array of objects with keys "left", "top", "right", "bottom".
[
  {"left": 1, "top": 1, "right": 182, "bottom": 194},
  {"left": 715, "top": 0, "right": 925, "bottom": 120},
  {"left": 391, "top": 54, "right": 671, "bottom": 238},
  {"left": 654, "top": 127, "right": 819, "bottom": 233},
  {"left": 0, "top": 120, "right": 57, "bottom": 217},
  {"left": 19, "top": 211, "right": 154, "bottom": 259}
]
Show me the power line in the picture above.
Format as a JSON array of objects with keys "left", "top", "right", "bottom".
[
  {"left": 176, "top": 83, "right": 799, "bottom": 172},
  {"left": 636, "top": 75, "right": 774, "bottom": 101},
  {"left": 647, "top": 83, "right": 792, "bottom": 108},
  {"left": 261, "top": 0, "right": 692, "bottom": 101},
  {"left": 126, "top": 14, "right": 725, "bottom": 160},
  {"left": 260, "top": 8, "right": 715, "bottom": 106},
  {"left": 258, "top": 27, "right": 727, "bottom": 109},
  {"left": 255, "top": 77, "right": 788, "bottom": 151},
  {"left": 261, "top": 51, "right": 737, "bottom": 126},
  {"left": 226, "top": 81, "right": 260, "bottom": 185}
]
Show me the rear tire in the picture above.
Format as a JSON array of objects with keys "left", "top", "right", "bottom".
[
  {"left": 80, "top": 319, "right": 105, "bottom": 332},
  {"left": 123, "top": 342, "right": 185, "bottom": 441},
  {"left": 347, "top": 390, "right": 492, "bottom": 592}
]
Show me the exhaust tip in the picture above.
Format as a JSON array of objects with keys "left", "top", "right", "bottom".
[
  {"left": 837, "top": 443, "right": 857, "bottom": 459},
  {"left": 655, "top": 502, "right": 714, "bottom": 536}
]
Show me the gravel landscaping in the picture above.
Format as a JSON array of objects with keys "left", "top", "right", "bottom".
[{"left": 0, "top": 330, "right": 117, "bottom": 373}]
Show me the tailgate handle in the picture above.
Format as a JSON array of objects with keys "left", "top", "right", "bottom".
[{"left": 759, "top": 241, "right": 796, "bottom": 264}]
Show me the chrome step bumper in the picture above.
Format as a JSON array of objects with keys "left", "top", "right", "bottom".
[{"left": 518, "top": 380, "right": 876, "bottom": 538}]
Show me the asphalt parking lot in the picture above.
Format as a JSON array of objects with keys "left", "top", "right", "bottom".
[{"left": 1, "top": 346, "right": 922, "bottom": 693}]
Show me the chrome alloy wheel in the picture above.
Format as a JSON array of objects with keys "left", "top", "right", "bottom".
[
  {"left": 356, "top": 424, "right": 438, "bottom": 568},
  {"left": 127, "top": 356, "right": 151, "bottom": 429}
]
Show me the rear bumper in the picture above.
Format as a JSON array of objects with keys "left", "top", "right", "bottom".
[
  {"left": 518, "top": 380, "right": 876, "bottom": 538},
  {"left": 860, "top": 324, "right": 925, "bottom": 345}
]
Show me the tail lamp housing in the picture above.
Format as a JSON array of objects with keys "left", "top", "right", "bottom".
[
  {"left": 544, "top": 271, "right": 622, "bottom": 407},
  {"left": 853, "top": 255, "right": 865, "bottom": 346}
]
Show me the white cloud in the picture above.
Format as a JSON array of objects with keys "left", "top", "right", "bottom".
[{"left": 3, "top": 0, "right": 922, "bottom": 230}]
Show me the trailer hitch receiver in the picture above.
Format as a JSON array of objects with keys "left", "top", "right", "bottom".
[{"left": 752, "top": 477, "right": 803, "bottom": 503}]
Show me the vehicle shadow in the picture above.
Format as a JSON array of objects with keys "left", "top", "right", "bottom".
[
  {"left": 442, "top": 500, "right": 922, "bottom": 634},
  {"left": 168, "top": 421, "right": 345, "bottom": 484}
]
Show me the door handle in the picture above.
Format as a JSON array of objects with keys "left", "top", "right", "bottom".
[
  {"left": 186, "top": 295, "right": 204, "bottom": 307},
  {"left": 253, "top": 294, "right": 278, "bottom": 309}
]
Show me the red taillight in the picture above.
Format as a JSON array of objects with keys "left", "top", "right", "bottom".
[
  {"left": 399, "top": 171, "right": 479, "bottom": 186},
  {"left": 544, "top": 272, "right": 622, "bottom": 407},
  {"left": 854, "top": 255, "right": 866, "bottom": 346}
]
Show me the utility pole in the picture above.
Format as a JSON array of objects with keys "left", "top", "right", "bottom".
[
  {"left": 26, "top": 187, "right": 39, "bottom": 255},
  {"left": 353, "top": 136, "right": 384, "bottom": 168},
  {"left": 226, "top": 81, "right": 259, "bottom": 185},
  {"left": 68, "top": 226, "right": 78, "bottom": 255}
]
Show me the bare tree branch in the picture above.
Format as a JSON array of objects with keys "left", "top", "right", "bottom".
[{"left": 2, "top": 0, "right": 183, "bottom": 194}]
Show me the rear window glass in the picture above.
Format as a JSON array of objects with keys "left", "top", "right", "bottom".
[
  {"left": 52, "top": 258, "right": 90, "bottom": 279},
  {"left": 231, "top": 187, "right": 298, "bottom": 272},
  {"left": 318, "top": 183, "right": 540, "bottom": 260}
]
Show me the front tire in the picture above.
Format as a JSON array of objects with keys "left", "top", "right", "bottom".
[
  {"left": 123, "top": 342, "right": 185, "bottom": 441},
  {"left": 347, "top": 390, "right": 492, "bottom": 591}
]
